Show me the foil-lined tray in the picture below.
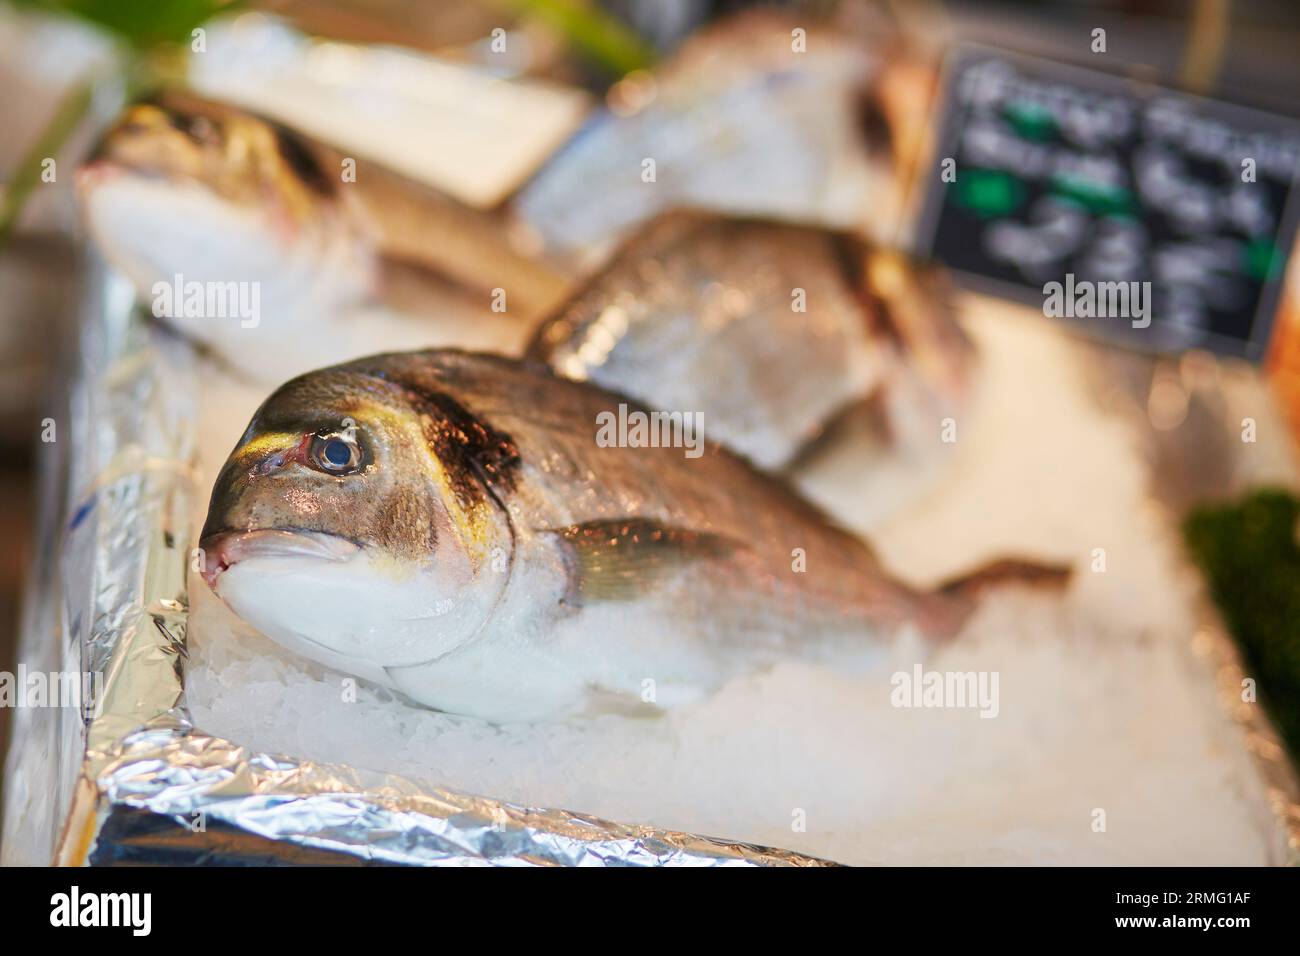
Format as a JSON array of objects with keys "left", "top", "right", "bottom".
[
  {"left": 3, "top": 262, "right": 1298, "bottom": 866},
  {"left": 0, "top": 262, "right": 831, "bottom": 867}
]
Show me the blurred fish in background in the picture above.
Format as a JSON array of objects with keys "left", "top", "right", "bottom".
[
  {"left": 528, "top": 211, "right": 971, "bottom": 525},
  {"left": 6, "top": 0, "right": 1300, "bottom": 845},
  {"left": 513, "top": 5, "right": 932, "bottom": 267},
  {"left": 77, "top": 92, "right": 570, "bottom": 381}
]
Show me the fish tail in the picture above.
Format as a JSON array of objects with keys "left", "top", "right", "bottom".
[{"left": 918, "top": 558, "right": 1071, "bottom": 642}]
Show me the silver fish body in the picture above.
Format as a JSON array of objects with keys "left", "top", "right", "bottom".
[
  {"left": 529, "top": 212, "right": 973, "bottom": 486},
  {"left": 200, "top": 350, "right": 1061, "bottom": 722},
  {"left": 513, "top": 10, "right": 894, "bottom": 265},
  {"left": 77, "top": 94, "right": 568, "bottom": 380}
]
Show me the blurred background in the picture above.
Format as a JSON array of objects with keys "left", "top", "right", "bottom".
[{"left": 4, "top": 0, "right": 1300, "bottom": 850}]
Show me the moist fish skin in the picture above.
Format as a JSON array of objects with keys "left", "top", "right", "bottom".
[
  {"left": 79, "top": 95, "right": 376, "bottom": 337},
  {"left": 199, "top": 349, "right": 1063, "bottom": 722},
  {"left": 529, "top": 211, "right": 974, "bottom": 474},
  {"left": 76, "top": 93, "right": 566, "bottom": 376},
  {"left": 511, "top": 8, "right": 940, "bottom": 262},
  {"left": 528, "top": 211, "right": 887, "bottom": 470},
  {"left": 513, "top": 10, "right": 890, "bottom": 263}
]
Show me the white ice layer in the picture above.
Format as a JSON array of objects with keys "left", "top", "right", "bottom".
[{"left": 186, "top": 302, "right": 1285, "bottom": 865}]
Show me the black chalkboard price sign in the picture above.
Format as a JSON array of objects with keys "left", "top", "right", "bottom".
[{"left": 916, "top": 46, "right": 1300, "bottom": 360}]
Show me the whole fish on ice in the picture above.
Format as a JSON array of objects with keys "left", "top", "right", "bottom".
[
  {"left": 77, "top": 93, "right": 569, "bottom": 378},
  {"left": 513, "top": 8, "right": 937, "bottom": 265},
  {"left": 529, "top": 211, "right": 971, "bottom": 473},
  {"left": 199, "top": 350, "right": 1064, "bottom": 722}
]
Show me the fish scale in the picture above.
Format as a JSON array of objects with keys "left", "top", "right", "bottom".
[{"left": 200, "top": 350, "right": 1067, "bottom": 721}]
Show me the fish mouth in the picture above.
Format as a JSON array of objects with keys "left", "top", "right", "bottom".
[
  {"left": 198, "top": 530, "right": 359, "bottom": 589},
  {"left": 74, "top": 160, "right": 124, "bottom": 195},
  {"left": 77, "top": 159, "right": 189, "bottom": 196}
]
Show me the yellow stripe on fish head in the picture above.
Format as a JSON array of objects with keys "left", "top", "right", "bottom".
[
  {"left": 232, "top": 430, "right": 305, "bottom": 465},
  {"left": 352, "top": 398, "right": 498, "bottom": 568}
]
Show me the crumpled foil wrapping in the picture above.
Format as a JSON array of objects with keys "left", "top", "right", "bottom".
[
  {"left": 0, "top": 261, "right": 833, "bottom": 867},
  {"left": 3, "top": 260, "right": 1297, "bottom": 865}
]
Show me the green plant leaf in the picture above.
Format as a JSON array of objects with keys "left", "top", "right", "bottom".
[
  {"left": 490, "top": 0, "right": 656, "bottom": 76},
  {"left": 9, "top": 0, "right": 240, "bottom": 49}
]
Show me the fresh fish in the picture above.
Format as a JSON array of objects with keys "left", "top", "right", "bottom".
[
  {"left": 198, "top": 349, "right": 1064, "bottom": 722},
  {"left": 512, "top": 10, "right": 897, "bottom": 266},
  {"left": 528, "top": 211, "right": 972, "bottom": 472},
  {"left": 77, "top": 93, "right": 569, "bottom": 377},
  {"left": 782, "top": 233, "right": 976, "bottom": 530}
]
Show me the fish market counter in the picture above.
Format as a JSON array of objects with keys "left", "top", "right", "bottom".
[
  {"left": 2, "top": 269, "right": 1298, "bottom": 866},
  {"left": 0, "top": 266, "right": 828, "bottom": 866}
]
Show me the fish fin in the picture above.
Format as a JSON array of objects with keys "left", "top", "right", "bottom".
[
  {"left": 922, "top": 558, "right": 1071, "bottom": 641},
  {"left": 377, "top": 255, "right": 477, "bottom": 314},
  {"left": 787, "top": 390, "right": 894, "bottom": 471},
  {"left": 547, "top": 518, "right": 741, "bottom": 604}
]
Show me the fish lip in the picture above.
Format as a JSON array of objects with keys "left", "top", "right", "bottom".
[
  {"left": 77, "top": 160, "right": 189, "bottom": 196},
  {"left": 198, "top": 529, "right": 359, "bottom": 589},
  {"left": 74, "top": 161, "right": 122, "bottom": 195}
]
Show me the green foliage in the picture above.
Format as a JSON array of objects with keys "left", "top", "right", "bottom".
[
  {"left": 1184, "top": 489, "right": 1300, "bottom": 766},
  {"left": 0, "top": 79, "right": 92, "bottom": 240},
  {"left": 9, "top": 0, "right": 239, "bottom": 49},
  {"left": 1, "top": 0, "right": 238, "bottom": 239},
  {"left": 496, "top": 0, "right": 655, "bottom": 76}
]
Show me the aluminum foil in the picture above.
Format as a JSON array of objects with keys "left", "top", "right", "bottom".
[
  {"left": 0, "top": 260, "right": 832, "bottom": 867},
  {"left": 3, "top": 259, "right": 1297, "bottom": 866}
]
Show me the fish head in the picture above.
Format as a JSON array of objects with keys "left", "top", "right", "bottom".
[
  {"left": 77, "top": 94, "right": 372, "bottom": 331},
  {"left": 198, "top": 362, "right": 514, "bottom": 680}
]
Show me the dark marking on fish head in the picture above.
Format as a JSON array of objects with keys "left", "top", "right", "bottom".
[
  {"left": 199, "top": 360, "right": 519, "bottom": 672},
  {"left": 268, "top": 121, "right": 335, "bottom": 198},
  {"left": 84, "top": 93, "right": 334, "bottom": 221},
  {"left": 201, "top": 361, "right": 515, "bottom": 574},
  {"left": 396, "top": 382, "right": 520, "bottom": 508}
]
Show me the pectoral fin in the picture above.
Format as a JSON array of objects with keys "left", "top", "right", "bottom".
[{"left": 547, "top": 518, "right": 740, "bottom": 604}]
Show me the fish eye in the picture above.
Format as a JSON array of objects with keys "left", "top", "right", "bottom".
[
  {"left": 176, "top": 113, "right": 220, "bottom": 146},
  {"left": 309, "top": 432, "right": 365, "bottom": 475}
]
